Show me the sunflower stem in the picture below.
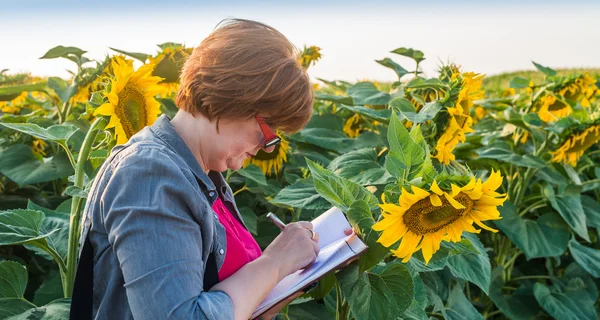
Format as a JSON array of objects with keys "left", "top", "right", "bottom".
[
  {"left": 233, "top": 185, "right": 248, "bottom": 197},
  {"left": 518, "top": 199, "right": 547, "bottom": 217},
  {"left": 582, "top": 178, "right": 600, "bottom": 186},
  {"left": 64, "top": 117, "right": 106, "bottom": 298},
  {"left": 484, "top": 309, "right": 502, "bottom": 318},
  {"left": 508, "top": 275, "right": 551, "bottom": 282},
  {"left": 58, "top": 142, "right": 77, "bottom": 170}
]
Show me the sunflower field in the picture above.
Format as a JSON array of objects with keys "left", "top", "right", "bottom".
[{"left": 0, "top": 43, "right": 599, "bottom": 320}]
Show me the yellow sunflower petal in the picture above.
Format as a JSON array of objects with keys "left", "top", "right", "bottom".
[
  {"left": 474, "top": 220, "right": 499, "bottom": 233},
  {"left": 444, "top": 192, "right": 466, "bottom": 209},
  {"left": 431, "top": 180, "right": 443, "bottom": 195},
  {"left": 430, "top": 194, "right": 442, "bottom": 207}
]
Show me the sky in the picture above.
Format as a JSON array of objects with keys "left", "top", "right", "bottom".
[{"left": 2, "top": 0, "right": 599, "bottom": 82}]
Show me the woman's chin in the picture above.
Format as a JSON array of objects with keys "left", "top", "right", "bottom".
[{"left": 225, "top": 159, "right": 245, "bottom": 172}]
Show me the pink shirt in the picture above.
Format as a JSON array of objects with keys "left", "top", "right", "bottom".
[{"left": 211, "top": 198, "right": 262, "bottom": 281}]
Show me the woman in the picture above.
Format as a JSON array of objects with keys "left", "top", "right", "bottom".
[{"left": 78, "top": 19, "right": 351, "bottom": 320}]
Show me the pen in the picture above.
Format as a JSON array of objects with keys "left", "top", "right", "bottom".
[{"left": 266, "top": 212, "right": 286, "bottom": 230}]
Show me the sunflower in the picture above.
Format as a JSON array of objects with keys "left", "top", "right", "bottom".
[
  {"left": 551, "top": 124, "right": 600, "bottom": 166},
  {"left": 31, "top": 139, "right": 48, "bottom": 157},
  {"left": 372, "top": 170, "right": 507, "bottom": 264},
  {"left": 405, "top": 87, "right": 441, "bottom": 111},
  {"left": 537, "top": 94, "right": 572, "bottom": 122},
  {"left": 148, "top": 46, "right": 192, "bottom": 96},
  {"left": 432, "top": 71, "right": 484, "bottom": 164},
  {"left": 94, "top": 58, "right": 166, "bottom": 145},
  {"left": 0, "top": 91, "right": 45, "bottom": 114},
  {"left": 556, "top": 74, "right": 598, "bottom": 107},
  {"left": 71, "top": 56, "right": 134, "bottom": 104},
  {"left": 343, "top": 114, "right": 362, "bottom": 138},
  {"left": 298, "top": 45, "right": 322, "bottom": 70},
  {"left": 243, "top": 135, "right": 291, "bottom": 175}
]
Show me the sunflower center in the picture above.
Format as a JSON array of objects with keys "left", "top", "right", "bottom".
[
  {"left": 548, "top": 99, "right": 569, "bottom": 111},
  {"left": 253, "top": 144, "right": 281, "bottom": 161},
  {"left": 116, "top": 84, "right": 147, "bottom": 138},
  {"left": 403, "top": 193, "right": 474, "bottom": 235}
]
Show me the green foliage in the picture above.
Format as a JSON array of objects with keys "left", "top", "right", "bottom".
[{"left": 1, "top": 42, "right": 600, "bottom": 320}]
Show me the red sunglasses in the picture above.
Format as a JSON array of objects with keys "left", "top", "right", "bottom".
[{"left": 255, "top": 115, "right": 281, "bottom": 148}]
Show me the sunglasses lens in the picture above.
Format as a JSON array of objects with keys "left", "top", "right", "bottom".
[{"left": 264, "top": 137, "right": 281, "bottom": 148}]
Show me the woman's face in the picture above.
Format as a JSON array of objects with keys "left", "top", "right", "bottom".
[{"left": 207, "top": 116, "right": 276, "bottom": 172}]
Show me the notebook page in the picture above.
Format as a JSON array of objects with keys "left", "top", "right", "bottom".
[
  {"left": 252, "top": 234, "right": 367, "bottom": 318},
  {"left": 312, "top": 207, "right": 352, "bottom": 248}
]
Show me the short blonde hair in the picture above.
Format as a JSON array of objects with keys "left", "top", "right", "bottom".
[{"left": 175, "top": 19, "right": 313, "bottom": 133}]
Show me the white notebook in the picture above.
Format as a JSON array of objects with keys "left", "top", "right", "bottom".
[{"left": 251, "top": 207, "right": 368, "bottom": 319}]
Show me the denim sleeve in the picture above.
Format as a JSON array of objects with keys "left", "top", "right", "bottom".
[{"left": 100, "top": 147, "right": 234, "bottom": 320}]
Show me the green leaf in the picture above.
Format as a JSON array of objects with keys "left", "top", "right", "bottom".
[
  {"left": 476, "top": 142, "right": 546, "bottom": 168},
  {"left": 0, "top": 209, "right": 59, "bottom": 247},
  {"left": 533, "top": 283, "right": 597, "bottom": 320},
  {"left": 385, "top": 113, "right": 425, "bottom": 181},
  {"left": 0, "top": 261, "right": 27, "bottom": 298},
  {"left": 0, "top": 299, "right": 35, "bottom": 319},
  {"left": 314, "top": 93, "right": 354, "bottom": 105},
  {"left": 328, "top": 148, "right": 394, "bottom": 186},
  {"left": 238, "top": 207, "right": 257, "bottom": 236},
  {"left": 347, "top": 82, "right": 391, "bottom": 105},
  {"left": 346, "top": 200, "right": 389, "bottom": 271},
  {"left": 446, "top": 233, "right": 491, "bottom": 294},
  {"left": 0, "top": 122, "right": 79, "bottom": 143},
  {"left": 532, "top": 61, "right": 557, "bottom": 77},
  {"left": 64, "top": 185, "right": 88, "bottom": 198},
  {"left": 6, "top": 298, "right": 71, "bottom": 320},
  {"left": 47, "top": 77, "right": 77, "bottom": 103},
  {"left": 404, "top": 78, "right": 446, "bottom": 91},
  {"left": 306, "top": 159, "right": 379, "bottom": 211},
  {"left": 489, "top": 267, "right": 540, "bottom": 320},
  {"left": 40, "top": 46, "right": 86, "bottom": 59},
  {"left": 495, "top": 201, "right": 569, "bottom": 259},
  {"left": 402, "top": 300, "right": 428, "bottom": 320},
  {"left": 236, "top": 164, "right": 267, "bottom": 186},
  {"left": 581, "top": 195, "right": 600, "bottom": 231},
  {"left": 445, "top": 284, "right": 483, "bottom": 320},
  {"left": 109, "top": 47, "right": 150, "bottom": 63},
  {"left": 391, "top": 47, "right": 425, "bottom": 63},
  {"left": 0, "top": 144, "right": 74, "bottom": 187},
  {"left": 271, "top": 178, "right": 330, "bottom": 210},
  {"left": 337, "top": 261, "right": 414, "bottom": 320},
  {"left": 509, "top": 76, "right": 530, "bottom": 89},
  {"left": 290, "top": 128, "right": 353, "bottom": 153},
  {"left": 544, "top": 185, "right": 590, "bottom": 242},
  {"left": 33, "top": 271, "right": 63, "bottom": 307},
  {"left": 306, "top": 272, "right": 336, "bottom": 300},
  {"left": 0, "top": 83, "right": 47, "bottom": 101},
  {"left": 522, "top": 113, "right": 543, "bottom": 127},
  {"left": 26, "top": 201, "right": 70, "bottom": 261},
  {"left": 568, "top": 238, "right": 600, "bottom": 278},
  {"left": 288, "top": 300, "right": 334, "bottom": 320},
  {"left": 407, "top": 249, "right": 450, "bottom": 273},
  {"left": 336, "top": 105, "right": 391, "bottom": 123},
  {"left": 391, "top": 98, "right": 442, "bottom": 123},
  {"left": 375, "top": 58, "right": 410, "bottom": 79}
]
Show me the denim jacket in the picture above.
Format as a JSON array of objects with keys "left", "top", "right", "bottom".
[{"left": 79, "top": 114, "right": 248, "bottom": 319}]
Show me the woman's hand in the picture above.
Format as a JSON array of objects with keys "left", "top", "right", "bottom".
[
  {"left": 257, "top": 227, "right": 357, "bottom": 319},
  {"left": 261, "top": 221, "right": 320, "bottom": 280}
]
